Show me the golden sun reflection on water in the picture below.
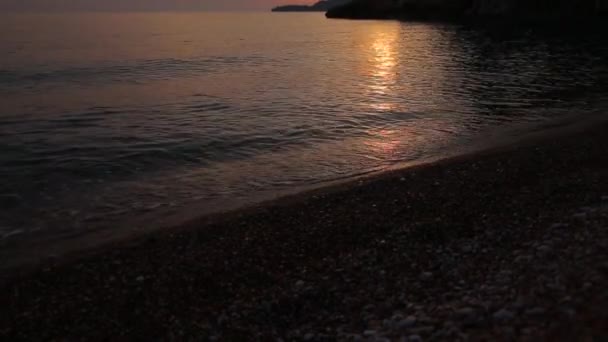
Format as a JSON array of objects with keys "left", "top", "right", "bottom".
[
  {"left": 364, "top": 129, "right": 401, "bottom": 159},
  {"left": 367, "top": 29, "right": 399, "bottom": 112},
  {"left": 358, "top": 23, "right": 469, "bottom": 163},
  {"left": 362, "top": 26, "right": 403, "bottom": 159}
]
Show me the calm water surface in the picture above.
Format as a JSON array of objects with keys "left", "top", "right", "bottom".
[{"left": 1, "top": 12, "right": 607, "bottom": 244}]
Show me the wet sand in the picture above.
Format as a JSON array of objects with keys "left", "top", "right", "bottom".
[{"left": 1, "top": 119, "right": 608, "bottom": 340}]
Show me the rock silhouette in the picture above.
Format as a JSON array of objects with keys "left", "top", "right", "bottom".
[
  {"left": 272, "top": 0, "right": 350, "bottom": 12},
  {"left": 326, "top": 0, "right": 608, "bottom": 20}
]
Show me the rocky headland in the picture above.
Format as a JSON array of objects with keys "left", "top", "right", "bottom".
[
  {"left": 272, "top": 0, "right": 350, "bottom": 12},
  {"left": 326, "top": 0, "right": 608, "bottom": 21}
]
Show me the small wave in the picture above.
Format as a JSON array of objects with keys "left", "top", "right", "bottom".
[
  {"left": 1, "top": 56, "right": 270, "bottom": 89},
  {"left": 186, "top": 102, "right": 232, "bottom": 112}
]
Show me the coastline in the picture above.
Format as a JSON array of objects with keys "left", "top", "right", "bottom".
[
  {"left": 2, "top": 117, "right": 608, "bottom": 339},
  {"left": 325, "top": 0, "right": 608, "bottom": 22},
  {"left": 1, "top": 111, "right": 604, "bottom": 277}
]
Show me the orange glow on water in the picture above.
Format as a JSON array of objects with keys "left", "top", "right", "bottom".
[
  {"left": 363, "top": 24, "right": 400, "bottom": 112},
  {"left": 365, "top": 129, "right": 401, "bottom": 156}
]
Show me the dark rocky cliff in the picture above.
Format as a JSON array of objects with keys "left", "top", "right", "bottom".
[
  {"left": 326, "top": 0, "right": 608, "bottom": 20},
  {"left": 272, "top": 0, "right": 350, "bottom": 12}
]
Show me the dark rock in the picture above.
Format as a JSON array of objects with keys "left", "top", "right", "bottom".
[
  {"left": 493, "top": 308, "right": 515, "bottom": 322},
  {"left": 408, "top": 334, "right": 423, "bottom": 342},
  {"left": 454, "top": 307, "right": 475, "bottom": 318},
  {"left": 326, "top": 0, "right": 608, "bottom": 21},
  {"left": 273, "top": 0, "right": 349, "bottom": 12},
  {"left": 525, "top": 307, "right": 546, "bottom": 317}
]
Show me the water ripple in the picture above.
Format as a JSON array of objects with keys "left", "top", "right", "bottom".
[
  {"left": 0, "top": 56, "right": 270, "bottom": 90},
  {"left": 0, "top": 13, "right": 607, "bottom": 240}
]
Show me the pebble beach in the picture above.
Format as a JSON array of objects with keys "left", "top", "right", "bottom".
[{"left": 2, "top": 120, "right": 608, "bottom": 341}]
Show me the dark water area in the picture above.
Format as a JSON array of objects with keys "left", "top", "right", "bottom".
[{"left": 0, "top": 12, "right": 607, "bottom": 246}]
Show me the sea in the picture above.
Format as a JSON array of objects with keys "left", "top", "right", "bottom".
[{"left": 1, "top": 12, "right": 607, "bottom": 256}]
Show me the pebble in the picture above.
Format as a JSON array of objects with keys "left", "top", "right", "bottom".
[
  {"left": 410, "top": 326, "right": 434, "bottom": 335},
  {"left": 515, "top": 255, "right": 532, "bottom": 263},
  {"left": 2, "top": 229, "right": 24, "bottom": 239},
  {"left": 396, "top": 316, "right": 417, "bottom": 330},
  {"left": 408, "top": 334, "right": 423, "bottom": 342},
  {"left": 493, "top": 308, "right": 515, "bottom": 321},
  {"left": 363, "top": 330, "right": 377, "bottom": 337},
  {"left": 572, "top": 212, "right": 587, "bottom": 219},
  {"left": 136, "top": 276, "right": 145, "bottom": 282},
  {"left": 454, "top": 307, "right": 475, "bottom": 318},
  {"left": 421, "top": 272, "right": 433, "bottom": 280},
  {"left": 550, "top": 223, "right": 568, "bottom": 230},
  {"left": 512, "top": 298, "right": 527, "bottom": 310},
  {"left": 537, "top": 245, "right": 552, "bottom": 254},
  {"left": 525, "top": 307, "right": 546, "bottom": 316}
]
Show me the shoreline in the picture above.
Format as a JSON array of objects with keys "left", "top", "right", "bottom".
[
  {"left": 2, "top": 116, "right": 608, "bottom": 339},
  {"left": 1, "top": 111, "right": 605, "bottom": 279}
]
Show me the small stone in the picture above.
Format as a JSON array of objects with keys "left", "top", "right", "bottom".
[
  {"left": 295, "top": 280, "right": 305, "bottom": 287},
  {"left": 512, "top": 298, "right": 527, "bottom": 310},
  {"left": 550, "top": 223, "right": 567, "bottom": 230},
  {"left": 396, "top": 316, "right": 417, "bottom": 329},
  {"left": 493, "top": 309, "right": 515, "bottom": 321},
  {"left": 410, "top": 326, "right": 434, "bottom": 335},
  {"left": 217, "top": 313, "right": 229, "bottom": 325},
  {"left": 529, "top": 328, "right": 542, "bottom": 336},
  {"left": 2, "top": 229, "right": 24, "bottom": 239},
  {"left": 525, "top": 307, "right": 546, "bottom": 316},
  {"left": 421, "top": 272, "right": 433, "bottom": 280},
  {"left": 515, "top": 255, "right": 532, "bottom": 263},
  {"left": 408, "top": 334, "right": 423, "bottom": 342},
  {"left": 363, "top": 304, "right": 376, "bottom": 312},
  {"left": 454, "top": 307, "right": 475, "bottom": 318},
  {"left": 572, "top": 212, "right": 587, "bottom": 219},
  {"left": 303, "top": 333, "right": 314, "bottom": 340},
  {"left": 537, "top": 245, "right": 552, "bottom": 254},
  {"left": 391, "top": 313, "right": 404, "bottom": 321},
  {"left": 136, "top": 276, "right": 145, "bottom": 282},
  {"left": 367, "top": 319, "right": 382, "bottom": 329},
  {"left": 560, "top": 308, "right": 576, "bottom": 318},
  {"left": 363, "top": 330, "right": 377, "bottom": 337}
]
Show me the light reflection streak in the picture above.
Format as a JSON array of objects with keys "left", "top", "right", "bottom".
[{"left": 366, "top": 28, "right": 399, "bottom": 112}]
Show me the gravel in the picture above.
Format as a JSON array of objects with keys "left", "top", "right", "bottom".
[{"left": 1, "top": 121, "right": 608, "bottom": 340}]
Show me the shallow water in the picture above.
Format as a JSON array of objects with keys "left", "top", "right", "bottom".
[{"left": 1, "top": 12, "right": 607, "bottom": 242}]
